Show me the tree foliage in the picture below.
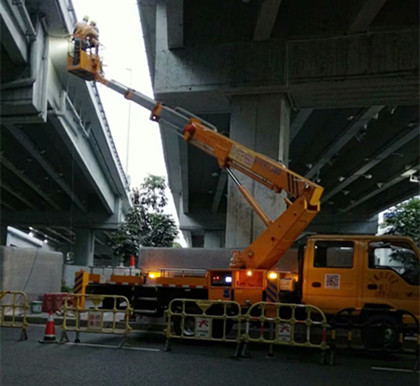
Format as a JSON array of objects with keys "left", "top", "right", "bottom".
[
  {"left": 381, "top": 198, "right": 420, "bottom": 247},
  {"left": 132, "top": 175, "right": 168, "bottom": 212},
  {"left": 109, "top": 175, "right": 178, "bottom": 264}
]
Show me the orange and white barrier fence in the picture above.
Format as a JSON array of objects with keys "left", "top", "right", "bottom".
[
  {"left": 165, "top": 298, "right": 243, "bottom": 353},
  {"left": 60, "top": 293, "right": 133, "bottom": 347},
  {"left": 0, "top": 290, "right": 29, "bottom": 340}
]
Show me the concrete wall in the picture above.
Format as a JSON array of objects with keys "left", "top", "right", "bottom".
[
  {"left": 139, "top": 248, "right": 234, "bottom": 271},
  {"left": 62, "top": 265, "right": 85, "bottom": 289},
  {"left": 0, "top": 247, "right": 63, "bottom": 303},
  {"left": 139, "top": 247, "right": 299, "bottom": 273}
]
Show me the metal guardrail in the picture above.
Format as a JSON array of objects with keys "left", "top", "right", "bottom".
[
  {"left": 60, "top": 294, "right": 133, "bottom": 347},
  {"left": 164, "top": 299, "right": 332, "bottom": 363},
  {"left": 165, "top": 298, "right": 243, "bottom": 353},
  {"left": 0, "top": 290, "right": 28, "bottom": 340},
  {"left": 241, "top": 301, "right": 331, "bottom": 363}
]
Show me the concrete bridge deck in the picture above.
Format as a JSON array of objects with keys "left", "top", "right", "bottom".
[
  {"left": 137, "top": 0, "right": 419, "bottom": 248},
  {"left": 1, "top": 0, "right": 132, "bottom": 264}
]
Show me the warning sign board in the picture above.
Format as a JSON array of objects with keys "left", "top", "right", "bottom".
[
  {"left": 195, "top": 317, "right": 211, "bottom": 338},
  {"left": 278, "top": 322, "right": 291, "bottom": 342},
  {"left": 87, "top": 311, "right": 101, "bottom": 330}
]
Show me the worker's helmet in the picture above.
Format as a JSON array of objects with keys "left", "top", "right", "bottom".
[
  {"left": 90, "top": 20, "right": 96, "bottom": 26},
  {"left": 83, "top": 15, "right": 89, "bottom": 22}
]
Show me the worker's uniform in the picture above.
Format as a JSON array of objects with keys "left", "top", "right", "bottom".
[
  {"left": 86, "top": 25, "right": 99, "bottom": 55},
  {"left": 73, "top": 21, "right": 89, "bottom": 65}
]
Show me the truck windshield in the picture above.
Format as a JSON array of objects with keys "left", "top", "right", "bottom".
[{"left": 369, "top": 241, "right": 420, "bottom": 285}]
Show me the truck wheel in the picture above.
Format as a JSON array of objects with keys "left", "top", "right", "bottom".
[
  {"left": 362, "top": 313, "right": 401, "bottom": 350},
  {"left": 173, "top": 316, "right": 195, "bottom": 337}
]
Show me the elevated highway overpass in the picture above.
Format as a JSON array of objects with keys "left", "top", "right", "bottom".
[
  {"left": 1, "top": 0, "right": 418, "bottom": 265},
  {"left": 137, "top": 0, "right": 419, "bottom": 247},
  {"left": 1, "top": 0, "right": 131, "bottom": 265}
]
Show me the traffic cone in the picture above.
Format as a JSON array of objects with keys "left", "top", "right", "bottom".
[
  {"left": 39, "top": 312, "right": 57, "bottom": 343},
  {"left": 129, "top": 255, "right": 135, "bottom": 269}
]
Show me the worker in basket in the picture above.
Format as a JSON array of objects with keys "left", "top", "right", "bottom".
[
  {"left": 72, "top": 15, "right": 90, "bottom": 65},
  {"left": 87, "top": 20, "right": 100, "bottom": 55}
]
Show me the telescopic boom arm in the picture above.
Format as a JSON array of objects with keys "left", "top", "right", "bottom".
[{"left": 67, "top": 53, "right": 323, "bottom": 270}]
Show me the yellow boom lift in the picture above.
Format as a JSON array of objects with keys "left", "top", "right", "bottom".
[
  {"left": 67, "top": 45, "right": 419, "bottom": 346},
  {"left": 68, "top": 45, "right": 322, "bottom": 303},
  {"left": 68, "top": 47, "right": 323, "bottom": 268}
]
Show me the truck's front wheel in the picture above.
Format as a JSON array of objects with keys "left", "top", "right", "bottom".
[{"left": 362, "top": 313, "right": 401, "bottom": 350}]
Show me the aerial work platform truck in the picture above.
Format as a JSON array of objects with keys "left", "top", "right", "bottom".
[{"left": 67, "top": 42, "right": 419, "bottom": 349}]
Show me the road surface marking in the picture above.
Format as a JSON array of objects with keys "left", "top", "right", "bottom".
[
  {"left": 371, "top": 366, "right": 419, "bottom": 373},
  {"left": 64, "top": 342, "right": 160, "bottom": 351}
]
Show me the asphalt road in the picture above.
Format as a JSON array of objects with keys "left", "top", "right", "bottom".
[{"left": 1, "top": 325, "right": 418, "bottom": 386}]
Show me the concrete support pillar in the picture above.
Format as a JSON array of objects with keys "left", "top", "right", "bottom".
[
  {"left": 204, "top": 231, "right": 224, "bottom": 248},
  {"left": 225, "top": 94, "right": 290, "bottom": 248},
  {"left": 156, "top": 1, "right": 169, "bottom": 52},
  {"left": 74, "top": 228, "right": 95, "bottom": 266},
  {"left": 0, "top": 226, "right": 8, "bottom": 245},
  {"left": 309, "top": 213, "right": 379, "bottom": 235},
  {"left": 182, "top": 230, "right": 192, "bottom": 248},
  {"left": 56, "top": 245, "right": 73, "bottom": 264}
]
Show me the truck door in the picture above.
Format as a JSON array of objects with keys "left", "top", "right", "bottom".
[
  {"left": 362, "top": 240, "right": 420, "bottom": 319},
  {"left": 302, "top": 239, "right": 359, "bottom": 315}
]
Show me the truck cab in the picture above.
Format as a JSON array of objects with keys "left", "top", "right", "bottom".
[{"left": 300, "top": 235, "right": 420, "bottom": 319}]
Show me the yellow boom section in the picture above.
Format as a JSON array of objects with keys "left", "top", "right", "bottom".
[
  {"left": 183, "top": 120, "right": 323, "bottom": 269},
  {"left": 183, "top": 120, "right": 323, "bottom": 206}
]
